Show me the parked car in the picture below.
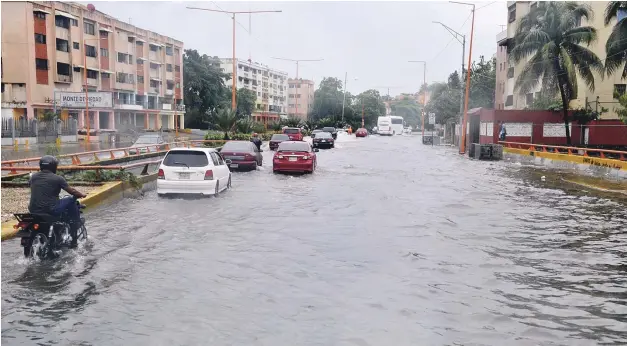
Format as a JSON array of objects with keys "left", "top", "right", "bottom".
[
  {"left": 273, "top": 141, "right": 319, "bottom": 174},
  {"left": 311, "top": 129, "right": 323, "bottom": 138},
  {"left": 312, "top": 131, "right": 335, "bottom": 149},
  {"left": 220, "top": 141, "right": 262, "bottom": 171},
  {"left": 157, "top": 147, "right": 232, "bottom": 196},
  {"left": 322, "top": 127, "right": 338, "bottom": 140},
  {"left": 129, "top": 134, "right": 166, "bottom": 155},
  {"left": 283, "top": 127, "right": 304, "bottom": 141},
  {"left": 355, "top": 128, "right": 368, "bottom": 137},
  {"left": 269, "top": 134, "right": 290, "bottom": 150}
]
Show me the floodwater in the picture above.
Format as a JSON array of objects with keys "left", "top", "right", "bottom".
[{"left": 2, "top": 134, "right": 626, "bottom": 345}]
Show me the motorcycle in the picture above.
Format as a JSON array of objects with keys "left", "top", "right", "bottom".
[{"left": 14, "top": 198, "right": 88, "bottom": 259}]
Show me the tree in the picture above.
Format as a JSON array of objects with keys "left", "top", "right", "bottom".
[
  {"left": 615, "top": 92, "right": 627, "bottom": 124},
  {"left": 510, "top": 2, "right": 604, "bottom": 145},
  {"left": 183, "top": 50, "right": 230, "bottom": 128},
  {"left": 283, "top": 116, "right": 303, "bottom": 128},
  {"left": 212, "top": 108, "right": 239, "bottom": 140},
  {"left": 310, "top": 77, "right": 345, "bottom": 121},
  {"left": 353, "top": 89, "right": 385, "bottom": 128},
  {"left": 236, "top": 88, "right": 256, "bottom": 117},
  {"left": 604, "top": 2, "right": 627, "bottom": 80},
  {"left": 466, "top": 56, "right": 496, "bottom": 109}
]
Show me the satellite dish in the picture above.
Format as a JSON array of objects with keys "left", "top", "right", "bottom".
[{"left": 87, "top": 3, "right": 95, "bottom": 12}]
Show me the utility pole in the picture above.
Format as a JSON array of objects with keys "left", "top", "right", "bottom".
[
  {"left": 450, "top": 1, "right": 476, "bottom": 154},
  {"left": 408, "top": 60, "right": 427, "bottom": 140},
  {"left": 271, "top": 57, "right": 323, "bottom": 119},
  {"left": 340, "top": 73, "right": 358, "bottom": 123},
  {"left": 187, "top": 6, "right": 282, "bottom": 111}
]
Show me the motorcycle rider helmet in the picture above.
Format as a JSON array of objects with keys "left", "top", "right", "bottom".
[
  {"left": 252, "top": 133, "right": 258, "bottom": 137},
  {"left": 39, "top": 155, "right": 59, "bottom": 174}
]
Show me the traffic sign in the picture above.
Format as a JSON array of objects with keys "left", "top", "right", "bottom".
[{"left": 428, "top": 113, "right": 435, "bottom": 125}]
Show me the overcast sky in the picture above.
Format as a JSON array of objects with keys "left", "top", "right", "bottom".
[{"left": 92, "top": 1, "right": 507, "bottom": 96}]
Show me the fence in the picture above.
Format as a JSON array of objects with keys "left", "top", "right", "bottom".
[
  {"left": 1, "top": 117, "right": 77, "bottom": 143},
  {"left": 1, "top": 118, "right": 37, "bottom": 138}
]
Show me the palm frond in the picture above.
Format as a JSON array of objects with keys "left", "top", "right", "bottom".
[
  {"left": 559, "top": 47, "right": 579, "bottom": 99},
  {"left": 605, "top": 19, "right": 627, "bottom": 79},
  {"left": 604, "top": 1, "right": 627, "bottom": 25},
  {"left": 515, "top": 47, "right": 551, "bottom": 95},
  {"left": 562, "top": 26, "right": 597, "bottom": 46}
]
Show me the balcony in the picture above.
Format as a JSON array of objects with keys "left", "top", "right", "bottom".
[
  {"left": 496, "top": 29, "right": 507, "bottom": 44},
  {"left": 149, "top": 87, "right": 159, "bottom": 94},
  {"left": 115, "top": 100, "right": 143, "bottom": 110},
  {"left": 165, "top": 89, "right": 174, "bottom": 96},
  {"left": 56, "top": 74, "right": 72, "bottom": 83},
  {"left": 86, "top": 78, "right": 98, "bottom": 87}
]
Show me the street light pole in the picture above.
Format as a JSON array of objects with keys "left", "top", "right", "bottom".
[
  {"left": 187, "top": 7, "right": 282, "bottom": 111},
  {"left": 408, "top": 60, "right": 427, "bottom": 139},
  {"left": 450, "top": 1, "right": 476, "bottom": 154},
  {"left": 271, "top": 57, "right": 323, "bottom": 119}
]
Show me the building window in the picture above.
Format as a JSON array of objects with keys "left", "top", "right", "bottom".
[
  {"left": 34, "top": 33, "right": 46, "bottom": 44},
  {"left": 166, "top": 64, "right": 173, "bottom": 72},
  {"left": 100, "top": 31, "right": 108, "bottom": 38},
  {"left": 116, "top": 72, "right": 134, "bottom": 84},
  {"left": 507, "top": 67, "right": 514, "bottom": 79},
  {"left": 150, "top": 44, "right": 158, "bottom": 52},
  {"left": 87, "top": 69, "right": 98, "bottom": 79},
  {"left": 84, "top": 21, "right": 95, "bottom": 35},
  {"left": 55, "top": 15, "right": 69, "bottom": 28},
  {"left": 73, "top": 42, "right": 80, "bottom": 50},
  {"left": 614, "top": 84, "right": 626, "bottom": 98},
  {"left": 56, "top": 38, "right": 69, "bottom": 52},
  {"left": 136, "top": 41, "right": 144, "bottom": 46},
  {"left": 508, "top": 5, "right": 516, "bottom": 23},
  {"left": 73, "top": 66, "right": 81, "bottom": 72},
  {"left": 165, "top": 46, "right": 173, "bottom": 56},
  {"left": 128, "top": 36, "right": 134, "bottom": 43},
  {"left": 35, "top": 58, "right": 49, "bottom": 70},
  {"left": 100, "top": 48, "right": 109, "bottom": 57},
  {"left": 71, "top": 18, "right": 78, "bottom": 26},
  {"left": 137, "top": 75, "right": 144, "bottom": 83},
  {"left": 137, "top": 58, "right": 144, "bottom": 65},
  {"left": 118, "top": 52, "right": 133, "bottom": 64},
  {"left": 174, "top": 48, "right": 180, "bottom": 56},
  {"left": 505, "top": 95, "right": 513, "bottom": 107},
  {"left": 34, "top": 12, "right": 46, "bottom": 19},
  {"left": 85, "top": 45, "right": 97, "bottom": 57},
  {"left": 526, "top": 93, "right": 534, "bottom": 105},
  {"left": 57, "top": 62, "right": 71, "bottom": 76},
  {"left": 149, "top": 80, "right": 159, "bottom": 88},
  {"left": 174, "top": 65, "right": 180, "bottom": 72}
]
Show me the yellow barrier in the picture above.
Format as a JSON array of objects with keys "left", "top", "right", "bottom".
[{"left": 503, "top": 147, "right": 627, "bottom": 171}]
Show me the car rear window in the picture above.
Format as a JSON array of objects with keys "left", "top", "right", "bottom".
[
  {"left": 322, "top": 127, "right": 335, "bottom": 132},
  {"left": 278, "top": 142, "right": 310, "bottom": 152},
  {"left": 271, "top": 134, "right": 289, "bottom": 141},
  {"left": 163, "top": 151, "right": 209, "bottom": 167},
  {"left": 316, "top": 132, "right": 332, "bottom": 138},
  {"left": 222, "top": 141, "right": 253, "bottom": 152},
  {"left": 284, "top": 128, "right": 300, "bottom": 134}
]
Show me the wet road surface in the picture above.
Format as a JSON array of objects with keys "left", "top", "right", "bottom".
[{"left": 2, "top": 134, "right": 626, "bottom": 345}]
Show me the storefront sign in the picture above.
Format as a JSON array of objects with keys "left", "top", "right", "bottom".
[{"left": 56, "top": 92, "right": 113, "bottom": 108}]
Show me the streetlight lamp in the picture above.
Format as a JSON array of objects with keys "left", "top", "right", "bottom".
[
  {"left": 187, "top": 6, "right": 282, "bottom": 111},
  {"left": 341, "top": 74, "right": 358, "bottom": 123},
  {"left": 408, "top": 60, "right": 427, "bottom": 139},
  {"left": 433, "top": 20, "right": 466, "bottom": 142},
  {"left": 450, "top": 1, "right": 476, "bottom": 155}
]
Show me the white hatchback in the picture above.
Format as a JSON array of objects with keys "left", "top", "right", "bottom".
[{"left": 157, "top": 147, "right": 232, "bottom": 196}]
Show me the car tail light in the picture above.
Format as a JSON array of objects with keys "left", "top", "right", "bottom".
[
  {"left": 277, "top": 155, "right": 284, "bottom": 159},
  {"left": 204, "top": 170, "right": 214, "bottom": 180},
  {"left": 302, "top": 155, "right": 310, "bottom": 160},
  {"left": 158, "top": 169, "right": 165, "bottom": 179},
  {"left": 244, "top": 153, "right": 254, "bottom": 160}
]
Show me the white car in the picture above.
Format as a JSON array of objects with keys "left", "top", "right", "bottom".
[{"left": 157, "top": 147, "right": 232, "bottom": 196}]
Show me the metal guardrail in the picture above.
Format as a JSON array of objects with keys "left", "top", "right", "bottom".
[
  {"left": 499, "top": 141, "right": 627, "bottom": 161},
  {"left": 1, "top": 139, "right": 227, "bottom": 175}
]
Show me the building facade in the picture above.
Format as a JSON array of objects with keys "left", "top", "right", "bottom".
[
  {"left": 287, "top": 78, "right": 314, "bottom": 121},
  {"left": 495, "top": 30, "right": 508, "bottom": 110},
  {"left": 219, "top": 58, "right": 288, "bottom": 124},
  {"left": 497, "top": 1, "right": 625, "bottom": 119},
  {"left": 1, "top": 1, "right": 185, "bottom": 132}
]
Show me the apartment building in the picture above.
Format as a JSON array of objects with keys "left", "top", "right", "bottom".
[
  {"left": 497, "top": 1, "right": 625, "bottom": 119},
  {"left": 220, "top": 58, "right": 288, "bottom": 123},
  {"left": 287, "top": 78, "right": 314, "bottom": 121},
  {"left": 1, "top": 1, "right": 185, "bottom": 132}
]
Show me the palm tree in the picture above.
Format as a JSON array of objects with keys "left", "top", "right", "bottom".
[
  {"left": 213, "top": 108, "right": 238, "bottom": 140},
  {"left": 604, "top": 2, "right": 627, "bottom": 80},
  {"left": 510, "top": 2, "right": 604, "bottom": 145},
  {"left": 283, "top": 116, "right": 302, "bottom": 128}
]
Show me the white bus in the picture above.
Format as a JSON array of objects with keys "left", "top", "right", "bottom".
[{"left": 377, "top": 116, "right": 404, "bottom": 136}]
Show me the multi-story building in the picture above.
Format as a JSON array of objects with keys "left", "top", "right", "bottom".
[
  {"left": 1, "top": 1, "right": 185, "bottom": 131},
  {"left": 497, "top": 1, "right": 624, "bottom": 119},
  {"left": 287, "top": 78, "right": 314, "bottom": 120},
  {"left": 219, "top": 58, "right": 288, "bottom": 124}
]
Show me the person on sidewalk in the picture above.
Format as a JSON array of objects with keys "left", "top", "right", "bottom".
[
  {"left": 28, "top": 155, "right": 87, "bottom": 248},
  {"left": 499, "top": 122, "right": 507, "bottom": 141}
]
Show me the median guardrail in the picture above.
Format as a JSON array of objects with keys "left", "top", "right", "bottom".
[
  {"left": 499, "top": 141, "right": 627, "bottom": 161},
  {"left": 1, "top": 159, "right": 163, "bottom": 176}
]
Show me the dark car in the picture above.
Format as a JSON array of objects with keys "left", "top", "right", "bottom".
[
  {"left": 311, "top": 129, "right": 323, "bottom": 138},
  {"left": 220, "top": 141, "right": 262, "bottom": 171},
  {"left": 269, "top": 134, "right": 290, "bottom": 150},
  {"left": 312, "top": 131, "right": 335, "bottom": 149},
  {"left": 322, "top": 127, "right": 337, "bottom": 140}
]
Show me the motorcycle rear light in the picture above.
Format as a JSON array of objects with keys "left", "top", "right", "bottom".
[
  {"left": 33, "top": 224, "right": 39, "bottom": 230},
  {"left": 158, "top": 169, "right": 165, "bottom": 179},
  {"left": 204, "top": 170, "right": 214, "bottom": 180}
]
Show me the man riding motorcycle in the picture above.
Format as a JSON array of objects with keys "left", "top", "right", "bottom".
[
  {"left": 250, "top": 133, "right": 262, "bottom": 151},
  {"left": 28, "top": 155, "right": 87, "bottom": 248}
]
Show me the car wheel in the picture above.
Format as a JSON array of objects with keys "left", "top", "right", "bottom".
[{"left": 214, "top": 182, "right": 220, "bottom": 196}]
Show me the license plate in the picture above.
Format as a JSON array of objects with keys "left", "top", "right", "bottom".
[
  {"left": 289, "top": 157, "right": 297, "bottom": 162},
  {"left": 321, "top": 140, "right": 326, "bottom": 142},
  {"left": 179, "top": 172, "right": 190, "bottom": 179},
  {"left": 229, "top": 163, "right": 239, "bottom": 168}
]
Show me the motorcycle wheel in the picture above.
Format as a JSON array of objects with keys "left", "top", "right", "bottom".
[
  {"left": 76, "top": 223, "right": 88, "bottom": 241},
  {"left": 26, "top": 233, "right": 50, "bottom": 260}
]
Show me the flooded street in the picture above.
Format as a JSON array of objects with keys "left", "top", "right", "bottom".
[{"left": 2, "top": 134, "right": 626, "bottom": 345}]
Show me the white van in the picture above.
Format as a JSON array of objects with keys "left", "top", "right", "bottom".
[{"left": 377, "top": 116, "right": 404, "bottom": 136}]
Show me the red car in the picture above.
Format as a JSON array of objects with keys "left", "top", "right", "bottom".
[
  {"left": 283, "top": 127, "right": 303, "bottom": 141},
  {"left": 273, "top": 141, "right": 318, "bottom": 174},
  {"left": 355, "top": 128, "right": 368, "bottom": 137},
  {"left": 269, "top": 133, "right": 290, "bottom": 150}
]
